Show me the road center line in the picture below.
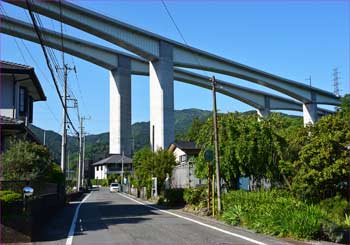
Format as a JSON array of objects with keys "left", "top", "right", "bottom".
[
  {"left": 118, "top": 193, "right": 267, "bottom": 245},
  {"left": 66, "top": 192, "right": 92, "bottom": 245}
]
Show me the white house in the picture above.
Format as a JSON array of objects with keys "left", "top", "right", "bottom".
[
  {"left": 0, "top": 61, "right": 46, "bottom": 152},
  {"left": 93, "top": 154, "right": 133, "bottom": 180}
]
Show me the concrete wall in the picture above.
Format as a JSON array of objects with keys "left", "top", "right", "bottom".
[{"left": 171, "top": 162, "right": 204, "bottom": 188}]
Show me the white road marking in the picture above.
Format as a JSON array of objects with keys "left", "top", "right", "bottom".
[
  {"left": 119, "top": 193, "right": 267, "bottom": 245},
  {"left": 66, "top": 193, "right": 92, "bottom": 245}
]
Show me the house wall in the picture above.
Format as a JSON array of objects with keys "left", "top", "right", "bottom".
[
  {"left": 95, "top": 165, "right": 107, "bottom": 179},
  {"left": 0, "top": 76, "right": 34, "bottom": 123},
  {"left": 173, "top": 148, "right": 187, "bottom": 163}
]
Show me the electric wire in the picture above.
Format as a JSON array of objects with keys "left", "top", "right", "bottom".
[
  {"left": 160, "top": 0, "right": 210, "bottom": 77},
  {"left": 0, "top": 5, "right": 61, "bottom": 127},
  {"left": 25, "top": 0, "right": 79, "bottom": 135}
]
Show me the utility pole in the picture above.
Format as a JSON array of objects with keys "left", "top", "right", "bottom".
[
  {"left": 60, "top": 64, "right": 68, "bottom": 177},
  {"left": 77, "top": 117, "right": 83, "bottom": 191},
  {"left": 82, "top": 131, "right": 86, "bottom": 187},
  {"left": 121, "top": 150, "right": 124, "bottom": 191},
  {"left": 43, "top": 130, "right": 46, "bottom": 146},
  {"left": 211, "top": 76, "right": 221, "bottom": 214},
  {"left": 57, "top": 64, "right": 76, "bottom": 182},
  {"left": 78, "top": 116, "right": 90, "bottom": 190}
]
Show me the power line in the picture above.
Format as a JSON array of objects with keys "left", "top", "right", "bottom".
[
  {"left": 0, "top": 5, "right": 62, "bottom": 128},
  {"left": 25, "top": 0, "right": 79, "bottom": 135},
  {"left": 160, "top": 0, "right": 210, "bottom": 77}
]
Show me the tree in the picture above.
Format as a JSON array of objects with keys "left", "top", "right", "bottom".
[
  {"left": 133, "top": 147, "right": 176, "bottom": 192},
  {"left": 1, "top": 140, "right": 60, "bottom": 183},
  {"left": 291, "top": 109, "right": 350, "bottom": 202},
  {"left": 193, "top": 113, "right": 290, "bottom": 190}
]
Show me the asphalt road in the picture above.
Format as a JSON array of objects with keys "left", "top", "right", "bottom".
[{"left": 64, "top": 188, "right": 292, "bottom": 245}]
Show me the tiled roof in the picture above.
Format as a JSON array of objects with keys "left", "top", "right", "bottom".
[
  {"left": 173, "top": 141, "right": 199, "bottom": 150},
  {"left": 0, "top": 61, "right": 33, "bottom": 70},
  {"left": 92, "top": 154, "right": 133, "bottom": 166},
  {"left": 0, "top": 60, "right": 46, "bottom": 101}
]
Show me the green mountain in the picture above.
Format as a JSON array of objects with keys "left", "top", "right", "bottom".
[{"left": 29, "top": 108, "right": 212, "bottom": 163}]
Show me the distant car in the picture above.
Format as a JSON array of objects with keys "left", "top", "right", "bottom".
[{"left": 109, "top": 183, "right": 120, "bottom": 193}]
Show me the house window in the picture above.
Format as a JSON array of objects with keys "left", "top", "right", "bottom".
[
  {"left": 19, "top": 87, "right": 27, "bottom": 116},
  {"left": 28, "top": 96, "right": 33, "bottom": 123},
  {"left": 97, "top": 166, "right": 99, "bottom": 171},
  {"left": 180, "top": 155, "right": 187, "bottom": 163}
]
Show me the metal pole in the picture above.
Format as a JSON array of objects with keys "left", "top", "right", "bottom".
[
  {"left": 121, "top": 150, "right": 124, "bottom": 191},
  {"left": 77, "top": 117, "right": 83, "bottom": 191},
  {"left": 82, "top": 132, "right": 86, "bottom": 187},
  {"left": 67, "top": 151, "right": 70, "bottom": 180},
  {"left": 212, "top": 173, "right": 215, "bottom": 216},
  {"left": 207, "top": 162, "right": 211, "bottom": 212},
  {"left": 60, "top": 65, "right": 67, "bottom": 183},
  {"left": 152, "top": 125, "right": 155, "bottom": 152},
  {"left": 211, "top": 76, "right": 222, "bottom": 213},
  {"left": 43, "top": 130, "right": 46, "bottom": 146}
]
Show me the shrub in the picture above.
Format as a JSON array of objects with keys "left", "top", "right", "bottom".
[
  {"left": 318, "top": 195, "right": 347, "bottom": 226},
  {"left": 183, "top": 186, "right": 207, "bottom": 205},
  {"left": 221, "top": 190, "right": 326, "bottom": 239},
  {"left": 0, "top": 190, "right": 22, "bottom": 204},
  {"left": 2, "top": 140, "right": 54, "bottom": 183},
  {"left": 47, "top": 163, "right": 65, "bottom": 184},
  {"left": 164, "top": 188, "right": 184, "bottom": 207},
  {"left": 90, "top": 179, "right": 109, "bottom": 186}
]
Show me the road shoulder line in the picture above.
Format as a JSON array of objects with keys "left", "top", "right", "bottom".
[
  {"left": 118, "top": 192, "right": 267, "bottom": 245},
  {"left": 66, "top": 192, "right": 92, "bottom": 245}
]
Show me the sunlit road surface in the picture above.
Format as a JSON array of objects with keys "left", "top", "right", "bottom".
[{"left": 66, "top": 188, "right": 292, "bottom": 245}]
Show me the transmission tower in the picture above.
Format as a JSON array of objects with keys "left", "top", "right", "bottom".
[{"left": 333, "top": 68, "right": 341, "bottom": 97}]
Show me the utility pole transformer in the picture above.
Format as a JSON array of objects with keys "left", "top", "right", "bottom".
[{"left": 211, "top": 76, "right": 222, "bottom": 213}]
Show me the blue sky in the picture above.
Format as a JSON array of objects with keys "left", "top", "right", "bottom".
[{"left": 1, "top": 0, "right": 349, "bottom": 135}]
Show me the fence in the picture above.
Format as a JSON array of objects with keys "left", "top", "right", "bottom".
[
  {"left": 0, "top": 180, "right": 65, "bottom": 243},
  {"left": 171, "top": 162, "right": 204, "bottom": 188},
  {"left": 0, "top": 180, "right": 60, "bottom": 197}
]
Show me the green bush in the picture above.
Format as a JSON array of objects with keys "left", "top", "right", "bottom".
[
  {"left": 318, "top": 195, "right": 347, "bottom": 226},
  {"left": 222, "top": 190, "right": 326, "bottom": 239},
  {"left": 90, "top": 179, "right": 109, "bottom": 186},
  {"left": 164, "top": 188, "right": 185, "bottom": 206},
  {"left": 107, "top": 174, "right": 120, "bottom": 185},
  {"left": 183, "top": 186, "right": 207, "bottom": 205},
  {"left": 47, "top": 163, "right": 65, "bottom": 184},
  {"left": 0, "top": 190, "right": 22, "bottom": 204}
]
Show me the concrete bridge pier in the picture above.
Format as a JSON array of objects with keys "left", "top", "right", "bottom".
[
  {"left": 303, "top": 92, "right": 317, "bottom": 126},
  {"left": 109, "top": 57, "right": 132, "bottom": 156},
  {"left": 256, "top": 108, "right": 271, "bottom": 118},
  {"left": 257, "top": 96, "right": 271, "bottom": 119},
  {"left": 149, "top": 41, "right": 174, "bottom": 150}
]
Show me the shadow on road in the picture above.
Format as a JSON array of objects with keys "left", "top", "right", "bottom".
[{"left": 33, "top": 199, "right": 159, "bottom": 242}]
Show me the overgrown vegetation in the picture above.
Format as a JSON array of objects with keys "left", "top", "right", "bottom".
[
  {"left": 1, "top": 140, "right": 64, "bottom": 185},
  {"left": 131, "top": 148, "right": 176, "bottom": 198},
  {"left": 221, "top": 190, "right": 326, "bottom": 239},
  {"left": 173, "top": 96, "right": 350, "bottom": 243},
  {"left": 90, "top": 179, "right": 109, "bottom": 186}
]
